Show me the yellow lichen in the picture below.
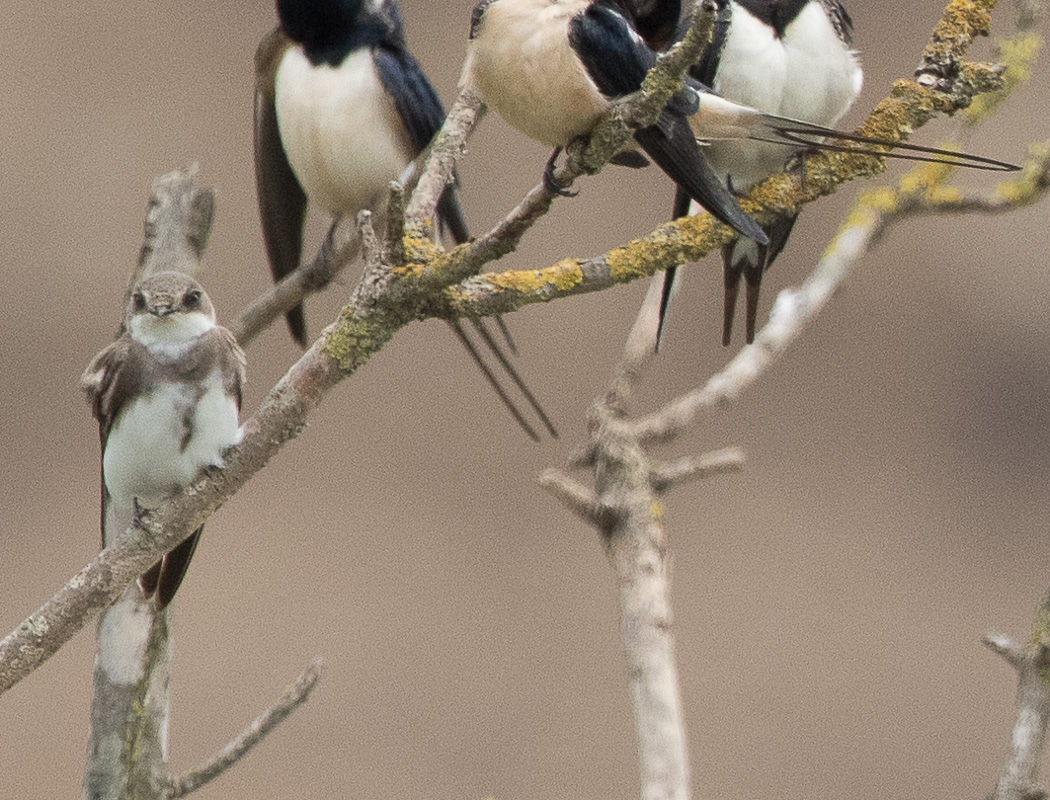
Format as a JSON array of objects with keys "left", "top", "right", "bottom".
[
  {"left": 844, "top": 187, "right": 898, "bottom": 228},
  {"left": 743, "top": 174, "right": 800, "bottom": 214},
  {"left": 485, "top": 259, "right": 584, "bottom": 295},
  {"left": 606, "top": 235, "right": 680, "bottom": 283},
  {"left": 965, "top": 33, "right": 1042, "bottom": 123},
  {"left": 995, "top": 143, "right": 1050, "bottom": 204},
  {"left": 898, "top": 158, "right": 958, "bottom": 195},
  {"left": 320, "top": 310, "right": 394, "bottom": 373},
  {"left": 402, "top": 230, "right": 442, "bottom": 266}
]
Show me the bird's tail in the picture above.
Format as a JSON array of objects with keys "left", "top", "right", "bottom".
[{"left": 690, "top": 93, "right": 1020, "bottom": 172}]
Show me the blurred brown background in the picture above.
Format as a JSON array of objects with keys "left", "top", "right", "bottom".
[{"left": 1, "top": 1, "right": 1048, "bottom": 797}]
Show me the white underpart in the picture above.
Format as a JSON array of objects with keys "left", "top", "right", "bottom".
[
  {"left": 129, "top": 310, "right": 216, "bottom": 359},
  {"left": 701, "top": 1, "right": 863, "bottom": 189},
  {"left": 464, "top": 0, "right": 607, "bottom": 148},
  {"left": 104, "top": 372, "right": 239, "bottom": 534},
  {"left": 104, "top": 315, "right": 240, "bottom": 546},
  {"left": 276, "top": 47, "right": 414, "bottom": 213}
]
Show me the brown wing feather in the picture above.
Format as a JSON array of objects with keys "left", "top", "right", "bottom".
[{"left": 82, "top": 336, "right": 142, "bottom": 548}]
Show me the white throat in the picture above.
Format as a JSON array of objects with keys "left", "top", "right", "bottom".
[{"left": 129, "top": 311, "right": 215, "bottom": 359}]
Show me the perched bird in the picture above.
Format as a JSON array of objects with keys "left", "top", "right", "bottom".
[
  {"left": 464, "top": 0, "right": 1016, "bottom": 347},
  {"left": 255, "top": 0, "right": 555, "bottom": 439},
  {"left": 82, "top": 272, "right": 246, "bottom": 610},
  {"left": 463, "top": 0, "right": 770, "bottom": 245},
  {"left": 659, "top": 0, "right": 1017, "bottom": 346},
  {"left": 662, "top": 0, "right": 862, "bottom": 346}
]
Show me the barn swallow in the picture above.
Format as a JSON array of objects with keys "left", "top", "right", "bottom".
[
  {"left": 82, "top": 273, "right": 246, "bottom": 610},
  {"left": 659, "top": 0, "right": 1016, "bottom": 346},
  {"left": 463, "top": 0, "right": 1016, "bottom": 347},
  {"left": 660, "top": 0, "right": 861, "bottom": 345},
  {"left": 464, "top": 0, "right": 770, "bottom": 245},
  {"left": 256, "top": 0, "right": 555, "bottom": 439}
]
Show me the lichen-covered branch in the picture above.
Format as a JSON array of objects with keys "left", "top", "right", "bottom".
[
  {"left": 0, "top": 0, "right": 1041, "bottom": 719},
  {"left": 429, "top": 0, "right": 1021, "bottom": 324},
  {"left": 403, "top": 0, "right": 718, "bottom": 279}
]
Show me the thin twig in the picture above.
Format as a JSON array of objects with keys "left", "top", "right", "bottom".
[
  {"left": 166, "top": 659, "right": 324, "bottom": 798},
  {"left": 984, "top": 633, "right": 1025, "bottom": 668},
  {"left": 537, "top": 469, "right": 601, "bottom": 526},
  {"left": 229, "top": 218, "right": 362, "bottom": 346},
  {"left": 629, "top": 145, "right": 1050, "bottom": 445},
  {"left": 649, "top": 448, "right": 746, "bottom": 493},
  {"left": 405, "top": 85, "right": 486, "bottom": 229}
]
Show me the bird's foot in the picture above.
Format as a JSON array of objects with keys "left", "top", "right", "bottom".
[
  {"left": 132, "top": 498, "right": 152, "bottom": 530},
  {"left": 543, "top": 148, "right": 578, "bottom": 197}
]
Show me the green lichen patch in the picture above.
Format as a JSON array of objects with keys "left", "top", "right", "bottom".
[{"left": 321, "top": 308, "right": 398, "bottom": 373}]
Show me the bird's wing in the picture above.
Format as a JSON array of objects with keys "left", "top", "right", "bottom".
[
  {"left": 82, "top": 335, "right": 142, "bottom": 548},
  {"left": 820, "top": 0, "right": 854, "bottom": 45},
  {"left": 617, "top": 0, "right": 683, "bottom": 50},
  {"left": 569, "top": 1, "right": 767, "bottom": 243},
  {"left": 690, "top": 1, "right": 732, "bottom": 88},
  {"left": 254, "top": 28, "right": 309, "bottom": 345},
  {"left": 373, "top": 41, "right": 469, "bottom": 243}
]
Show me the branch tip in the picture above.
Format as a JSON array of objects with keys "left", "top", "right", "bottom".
[
  {"left": 167, "top": 657, "right": 324, "bottom": 798},
  {"left": 983, "top": 632, "right": 1024, "bottom": 667},
  {"left": 539, "top": 468, "right": 601, "bottom": 525}
]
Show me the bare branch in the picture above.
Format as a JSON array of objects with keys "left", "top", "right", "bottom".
[
  {"left": 538, "top": 469, "right": 602, "bottom": 526},
  {"left": 385, "top": 181, "right": 407, "bottom": 267},
  {"left": 631, "top": 200, "right": 884, "bottom": 445},
  {"left": 134, "top": 164, "right": 214, "bottom": 288},
  {"left": 604, "top": 268, "right": 667, "bottom": 416},
  {"left": 166, "top": 659, "right": 324, "bottom": 799},
  {"left": 992, "top": 590, "right": 1050, "bottom": 800},
  {"left": 228, "top": 216, "right": 362, "bottom": 347},
  {"left": 985, "top": 633, "right": 1025, "bottom": 669},
  {"left": 649, "top": 448, "right": 746, "bottom": 494},
  {"left": 405, "top": 85, "right": 486, "bottom": 229},
  {"left": 629, "top": 144, "right": 1050, "bottom": 445}
]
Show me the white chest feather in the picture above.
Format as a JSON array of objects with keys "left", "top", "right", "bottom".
[
  {"left": 129, "top": 311, "right": 215, "bottom": 359},
  {"left": 465, "top": 0, "right": 606, "bottom": 148},
  {"left": 275, "top": 47, "right": 414, "bottom": 213},
  {"left": 706, "top": 1, "right": 863, "bottom": 186},
  {"left": 103, "top": 372, "right": 240, "bottom": 513}
]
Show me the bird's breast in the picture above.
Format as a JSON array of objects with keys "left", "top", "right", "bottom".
[
  {"left": 275, "top": 47, "right": 415, "bottom": 214},
  {"left": 465, "top": 0, "right": 606, "bottom": 148},
  {"left": 706, "top": 0, "right": 862, "bottom": 185},
  {"left": 103, "top": 372, "right": 240, "bottom": 512}
]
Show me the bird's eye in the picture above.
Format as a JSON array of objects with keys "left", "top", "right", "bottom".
[
  {"left": 184, "top": 289, "right": 202, "bottom": 309},
  {"left": 132, "top": 292, "right": 146, "bottom": 312}
]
